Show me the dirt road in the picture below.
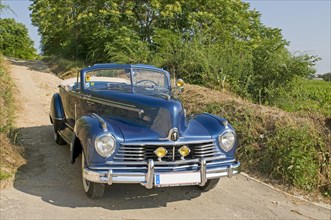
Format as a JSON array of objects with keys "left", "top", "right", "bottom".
[{"left": 1, "top": 59, "right": 330, "bottom": 219}]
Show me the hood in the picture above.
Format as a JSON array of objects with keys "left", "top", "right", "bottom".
[
  {"left": 91, "top": 90, "right": 211, "bottom": 141},
  {"left": 104, "top": 115, "right": 212, "bottom": 142}
]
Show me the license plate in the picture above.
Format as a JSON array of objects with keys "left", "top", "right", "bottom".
[{"left": 154, "top": 172, "right": 201, "bottom": 187}]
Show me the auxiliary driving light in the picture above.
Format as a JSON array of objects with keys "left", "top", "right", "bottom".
[
  {"left": 178, "top": 145, "right": 191, "bottom": 157},
  {"left": 154, "top": 147, "right": 168, "bottom": 159},
  {"left": 176, "top": 78, "right": 184, "bottom": 87}
]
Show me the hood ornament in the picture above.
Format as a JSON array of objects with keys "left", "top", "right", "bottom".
[{"left": 168, "top": 128, "right": 179, "bottom": 141}]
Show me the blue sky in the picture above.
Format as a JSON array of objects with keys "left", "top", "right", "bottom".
[{"left": 1, "top": 0, "right": 330, "bottom": 74}]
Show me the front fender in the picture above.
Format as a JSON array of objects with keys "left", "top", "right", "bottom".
[
  {"left": 193, "top": 113, "right": 233, "bottom": 137},
  {"left": 193, "top": 113, "right": 237, "bottom": 155},
  {"left": 73, "top": 115, "right": 124, "bottom": 166}
]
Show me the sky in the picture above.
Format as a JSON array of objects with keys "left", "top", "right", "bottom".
[{"left": 1, "top": 0, "right": 330, "bottom": 74}]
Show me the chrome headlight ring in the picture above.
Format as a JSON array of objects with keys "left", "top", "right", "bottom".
[
  {"left": 218, "top": 131, "right": 236, "bottom": 152},
  {"left": 94, "top": 133, "right": 116, "bottom": 158}
]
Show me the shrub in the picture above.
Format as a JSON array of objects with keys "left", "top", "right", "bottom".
[{"left": 322, "top": 72, "right": 331, "bottom": 82}]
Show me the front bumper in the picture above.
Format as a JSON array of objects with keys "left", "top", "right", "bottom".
[{"left": 83, "top": 158, "right": 240, "bottom": 188}]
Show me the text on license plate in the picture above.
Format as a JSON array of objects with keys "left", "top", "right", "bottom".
[{"left": 154, "top": 172, "right": 201, "bottom": 186}]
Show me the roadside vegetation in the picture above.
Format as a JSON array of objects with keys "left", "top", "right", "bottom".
[
  {"left": 181, "top": 85, "right": 330, "bottom": 197},
  {"left": 0, "top": 4, "right": 31, "bottom": 186},
  {"left": 29, "top": 0, "right": 330, "bottom": 197},
  {"left": 0, "top": 56, "right": 25, "bottom": 186},
  {"left": 0, "top": 18, "right": 38, "bottom": 60},
  {"left": 271, "top": 78, "right": 331, "bottom": 118}
]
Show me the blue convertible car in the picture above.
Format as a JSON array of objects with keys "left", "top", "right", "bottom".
[{"left": 50, "top": 63, "right": 240, "bottom": 198}]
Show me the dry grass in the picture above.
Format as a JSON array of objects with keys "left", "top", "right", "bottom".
[
  {"left": 182, "top": 84, "right": 330, "bottom": 139},
  {"left": 0, "top": 133, "right": 25, "bottom": 188},
  {"left": 0, "top": 56, "right": 25, "bottom": 188}
]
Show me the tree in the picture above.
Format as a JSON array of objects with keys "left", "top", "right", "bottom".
[
  {"left": 0, "top": 18, "right": 37, "bottom": 59},
  {"left": 29, "top": 0, "right": 318, "bottom": 102}
]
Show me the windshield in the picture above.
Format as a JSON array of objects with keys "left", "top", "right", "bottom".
[
  {"left": 84, "top": 68, "right": 169, "bottom": 93},
  {"left": 132, "top": 69, "right": 169, "bottom": 92}
]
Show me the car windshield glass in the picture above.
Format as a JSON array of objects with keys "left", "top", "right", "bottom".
[
  {"left": 84, "top": 68, "right": 169, "bottom": 93},
  {"left": 132, "top": 69, "right": 169, "bottom": 92},
  {"left": 85, "top": 69, "right": 131, "bottom": 91}
]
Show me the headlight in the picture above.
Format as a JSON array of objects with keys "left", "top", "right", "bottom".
[
  {"left": 95, "top": 133, "right": 116, "bottom": 157},
  {"left": 218, "top": 131, "right": 236, "bottom": 152}
]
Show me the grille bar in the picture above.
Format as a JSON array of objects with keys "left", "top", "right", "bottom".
[{"left": 114, "top": 141, "right": 223, "bottom": 162}]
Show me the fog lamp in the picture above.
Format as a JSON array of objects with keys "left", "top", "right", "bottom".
[
  {"left": 154, "top": 147, "right": 167, "bottom": 159},
  {"left": 176, "top": 78, "right": 184, "bottom": 87},
  {"left": 178, "top": 145, "right": 191, "bottom": 157}
]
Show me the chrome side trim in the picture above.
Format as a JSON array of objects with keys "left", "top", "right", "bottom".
[
  {"left": 68, "top": 90, "right": 144, "bottom": 117},
  {"left": 92, "top": 113, "right": 108, "bottom": 132},
  {"left": 86, "top": 96, "right": 144, "bottom": 117}
]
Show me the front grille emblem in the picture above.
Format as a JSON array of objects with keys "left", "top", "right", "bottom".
[{"left": 169, "top": 128, "right": 179, "bottom": 141}]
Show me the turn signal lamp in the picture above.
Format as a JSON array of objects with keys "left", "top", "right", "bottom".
[
  {"left": 178, "top": 145, "right": 191, "bottom": 157},
  {"left": 154, "top": 147, "right": 168, "bottom": 159}
]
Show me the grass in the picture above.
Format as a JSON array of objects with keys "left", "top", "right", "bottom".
[
  {"left": 271, "top": 78, "right": 331, "bottom": 118},
  {"left": 42, "top": 55, "right": 85, "bottom": 79},
  {"left": 0, "top": 55, "right": 25, "bottom": 186},
  {"left": 0, "top": 57, "right": 15, "bottom": 132}
]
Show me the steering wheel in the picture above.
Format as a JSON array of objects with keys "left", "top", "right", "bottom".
[{"left": 135, "top": 80, "right": 158, "bottom": 87}]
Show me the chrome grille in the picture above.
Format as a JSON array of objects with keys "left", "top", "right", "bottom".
[{"left": 114, "top": 141, "right": 222, "bottom": 162}]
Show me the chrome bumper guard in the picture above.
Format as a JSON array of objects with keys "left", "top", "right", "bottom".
[{"left": 83, "top": 158, "right": 240, "bottom": 189}]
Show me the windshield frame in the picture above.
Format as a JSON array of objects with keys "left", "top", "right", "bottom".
[{"left": 80, "top": 64, "right": 171, "bottom": 94}]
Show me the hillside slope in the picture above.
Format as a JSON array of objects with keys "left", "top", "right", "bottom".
[{"left": 181, "top": 84, "right": 330, "bottom": 196}]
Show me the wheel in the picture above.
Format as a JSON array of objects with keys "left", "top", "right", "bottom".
[
  {"left": 198, "top": 178, "right": 220, "bottom": 191},
  {"left": 53, "top": 127, "right": 66, "bottom": 145},
  {"left": 81, "top": 153, "right": 105, "bottom": 199}
]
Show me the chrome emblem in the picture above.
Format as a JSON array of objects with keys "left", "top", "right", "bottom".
[
  {"left": 170, "top": 132, "right": 178, "bottom": 141},
  {"left": 169, "top": 128, "right": 179, "bottom": 141}
]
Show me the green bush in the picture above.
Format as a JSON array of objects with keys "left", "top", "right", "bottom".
[
  {"left": 322, "top": 73, "right": 331, "bottom": 82},
  {"left": 199, "top": 100, "right": 330, "bottom": 193},
  {"left": 262, "top": 126, "right": 322, "bottom": 191}
]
